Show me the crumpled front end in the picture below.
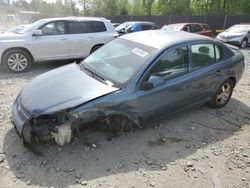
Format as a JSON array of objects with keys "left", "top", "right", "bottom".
[
  {"left": 11, "top": 93, "right": 141, "bottom": 146},
  {"left": 11, "top": 95, "right": 73, "bottom": 146}
]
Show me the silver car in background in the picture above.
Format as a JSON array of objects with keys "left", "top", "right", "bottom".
[
  {"left": 217, "top": 24, "right": 250, "bottom": 49},
  {"left": 0, "top": 17, "right": 117, "bottom": 73}
]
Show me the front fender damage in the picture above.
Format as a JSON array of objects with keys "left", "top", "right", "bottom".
[{"left": 20, "top": 104, "right": 140, "bottom": 146}]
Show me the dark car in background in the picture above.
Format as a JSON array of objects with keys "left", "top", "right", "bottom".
[
  {"left": 161, "top": 23, "right": 214, "bottom": 37},
  {"left": 12, "top": 31, "right": 244, "bottom": 146},
  {"left": 115, "top": 21, "right": 158, "bottom": 35}
]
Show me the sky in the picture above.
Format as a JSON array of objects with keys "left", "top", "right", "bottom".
[{"left": 44, "top": 0, "right": 57, "bottom": 3}]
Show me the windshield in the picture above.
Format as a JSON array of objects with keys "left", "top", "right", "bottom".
[
  {"left": 226, "top": 25, "right": 250, "bottom": 33},
  {"left": 161, "top": 24, "right": 183, "bottom": 31},
  {"left": 116, "top": 22, "right": 134, "bottom": 31},
  {"left": 17, "top": 20, "right": 46, "bottom": 34},
  {"left": 82, "top": 38, "right": 157, "bottom": 87}
]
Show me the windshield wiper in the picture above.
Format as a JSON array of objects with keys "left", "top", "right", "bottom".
[{"left": 80, "top": 64, "right": 111, "bottom": 85}]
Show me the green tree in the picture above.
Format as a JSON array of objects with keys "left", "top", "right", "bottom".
[{"left": 142, "top": 0, "right": 154, "bottom": 15}]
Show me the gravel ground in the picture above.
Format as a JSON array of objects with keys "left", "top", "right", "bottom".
[{"left": 0, "top": 50, "right": 250, "bottom": 188}]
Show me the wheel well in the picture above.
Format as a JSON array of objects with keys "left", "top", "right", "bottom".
[
  {"left": 228, "top": 76, "right": 236, "bottom": 87},
  {"left": 1, "top": 47, "right": 34, "bottom": 64},
  {"left": 90, "top": 44, "right": 104, "bottom": 53},
  {"left": 243, "top": 37, "right": 248, "bottom": 42}
]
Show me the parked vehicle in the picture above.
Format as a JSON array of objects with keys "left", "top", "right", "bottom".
[
  {"left": 116, "top": 21, "right": 158, "bottom": 35},
  {"left": 217, "top": 24, "right": 250, "bottom": 49},
  {"left": 11, "top": 31, "right": 244, "bottom": 146},
  {"left": 0, "top": 17, "right": 117, "bottom": 73},
  {"left": 112, "top": 23, "right": 120, "bottom": 28},
  {"left": 161, "top": 23, "right": 213, "bottom": 37}
]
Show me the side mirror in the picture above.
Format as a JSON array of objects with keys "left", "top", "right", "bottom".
[
  {"left": 140, "top": 82, "right": 153, "bottom": 90},
  {"left": 33, "top": 30, "right": 42, "bottom": 36},
  {"left": 140, "top": 75, "right": 165, "bottom": 90}
]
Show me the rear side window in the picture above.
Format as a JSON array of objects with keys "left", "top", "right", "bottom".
[
  {"left": 91, "top": 21, "right": 107, "bottom": 32},
  {"left": 191, "top": 24, "right": 203, "bottom": 33},
  {"left": 191, "top": 43, "right": 215, "bottom": 70},
  {"left": 68, "top": 22, "right": 92, "bottom": 34},
  {"left": 201, "top": 24, "right": 210, "bottom": 30},
  {"left": 141, "top": 24, "right": 153, "bottom": 30}
]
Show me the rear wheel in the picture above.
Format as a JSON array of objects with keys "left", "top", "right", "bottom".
[
  {"left": 240, "top": 38, "right": 247, "bottom": 49},
  {"left": 209, "top": 79, "right": 234, "bottom": 108},
  {"left": 3, "top": 49, "right": 32, "bottom": 73}
]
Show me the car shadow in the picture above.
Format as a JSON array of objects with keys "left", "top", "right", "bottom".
[{"left": 2, "top": 98, "right": 250, "bottom": 187}]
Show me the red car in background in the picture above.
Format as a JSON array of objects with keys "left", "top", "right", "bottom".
[{"left": 161, "top": 23, "right": 214, "bottom": 37}]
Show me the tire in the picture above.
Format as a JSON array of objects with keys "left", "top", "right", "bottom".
[
  {"left": 101, "top": 115, "right": 135, "bottom": 141},
  {"left": 90, "top": 45, "right": 102, "bottom": 54},
  {"left": 209, "top": 79, "right": 234, "bottom": 108},
  {"left": 3, "top": 49, "right": 32, "bottom": 73},
  {"left": 240, "top": 38, "right": 247, "bottom": 49}
]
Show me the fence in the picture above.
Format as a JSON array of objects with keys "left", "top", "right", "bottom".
[{"left": 106, "top": 15, "right": 250, "bottom": 30}]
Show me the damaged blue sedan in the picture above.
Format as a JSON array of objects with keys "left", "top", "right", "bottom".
[{"left": 11, "top": 30, "right": 245, "bottom": 146}]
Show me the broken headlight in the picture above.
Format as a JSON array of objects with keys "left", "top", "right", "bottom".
[{"left": 31, "top": 113, "right": 67, "bottom": 127}]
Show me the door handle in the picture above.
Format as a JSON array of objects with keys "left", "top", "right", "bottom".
[{"left": 60, "top": 38, "right": 67, "bottom": 41}]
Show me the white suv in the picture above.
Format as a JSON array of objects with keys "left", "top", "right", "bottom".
[{"left": 0, "top": 17, "right": 117, "bottom": 73}]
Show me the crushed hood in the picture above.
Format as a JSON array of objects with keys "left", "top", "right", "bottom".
[{"left": 20, "top": 63, "right": 119, "bottom": 115}]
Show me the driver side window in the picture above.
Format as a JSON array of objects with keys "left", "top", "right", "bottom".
[
  {"left": 149, "top": 46, "right": 188, "bottom": 79},
  {"left": 40, "top": 21, "right": 65, "bottom": 36}
]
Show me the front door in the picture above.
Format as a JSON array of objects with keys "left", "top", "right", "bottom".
[
  {"left": 137, "top": 45, "right": 193, "bottom": 125},
  {"left": 32, "top": 21, "right": 68, "bottom": 61}
]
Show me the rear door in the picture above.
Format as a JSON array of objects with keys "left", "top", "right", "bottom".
[
  {"left": 67, "top": 21, "right": 95, "bottom": 58},
  {"left": 190, "top": 42, "right": 223, "bottom": 103},
  {"left": 32, "top": 21, "right": 68, "bottom": 61},
  {"left": 90, "top": 21, "right": 112, "bottom": 45}
]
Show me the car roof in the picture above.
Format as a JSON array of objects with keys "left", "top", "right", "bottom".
[
  {"left": 121, "top": 30, "right": 213, "bottom": 49},
  {"left": 166, "top": 23, "right": 207, "bottom": 26},
  {"left": 39, "top": 17, "right": 108, "bottom": 22},
  {"left": 232, "top": 24, "right": 250, "bottom": 26}
]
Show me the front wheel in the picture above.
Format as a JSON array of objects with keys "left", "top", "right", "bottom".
[
  {"left": 209, "top": 79, "right": 234, "bottom": 108},
  {"left": 3, "top": 49, "right": 32, "bottom": 73}
]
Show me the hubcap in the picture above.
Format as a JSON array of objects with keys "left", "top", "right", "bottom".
[
  {"left": 7, "top": 53, "right": 28, "bottom": 71},
  {"left": 216, "top": 83, "right": 231, "bottom": 106},
  {"left": 241, "top": 40, "right": 247, "bottom": 48}
]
